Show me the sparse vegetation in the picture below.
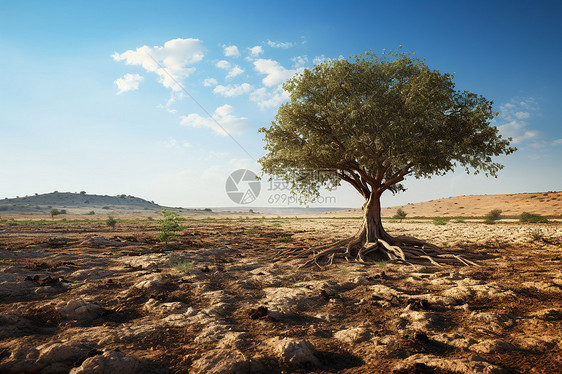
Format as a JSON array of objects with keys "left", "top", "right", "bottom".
[
  {"left": 87, "top": 211, "right": 95, "bottom": 215},
  {"left": 246, "top": 229, "right": 256, "bottom": 234},
  {"left": 167, "top": 259, "right": 195, "bottom": 273},
  {"left": 485, "top": 209, "right": 502, "bottom": 222},
  {"left": 453, "top": 218, "right": 465, "bottom": 223},
  {"left": 392, "top": 208, "right": 407, "bottom": 222},
  {"left": 50, "top": 208, "right": 61, "bottom": 218},
  {"left": 278, "top": 236, "right": 294, "bottom": 243},
  {"left": 528, "top": 229, "right": 545, "bottom": 241},
  {"left": 157, "top": 209, "right": 184, "bottom": 244},
  {"left": 106, "top": 216, "right": 117, "bottom": 228},
  {"left": 432, "top": 218, "right": 449, "bottom": 226},
  {"left": 519, "top": 211, "right": 549, "bottom": 223}
]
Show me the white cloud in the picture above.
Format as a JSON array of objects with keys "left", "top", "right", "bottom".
[
  {"left": 497, "top": 97, "right": 539, "bottom": 145},
  {"left": 216, "top": 60, "right": 231, "bottom": 69},
  {"left": 114, "top": 73, "right": 144, "bottom": 94},
  {"left": 267, "top": 40, "right": 294, "bottom": 49},
  {"left": 291, "top": 55, "right": 308, "bottom": 68},
  {"left": 248, "top": 46, "right": 263, "bottom": 57},
  {"left": 552, "top": 139, "right": 562, "bottom": 146},
  {"left": 250, "top": 86, "right": 290, "bottom": 109},
  {"left": 161, "top": 138, "right": 177, "bottom": 148},
  {"left": 223, "top": 45, "right": 240, "bottom": 57},
  {"left": 515, "top": 111, "right": 530, "bottom": 119},
  {"left": 203, "top": 78, "right": 218, "bottom": 87},
  {"left": 182, "top": 141, "right": 192, "bottom": 148},
  {"left": 160, "top": 91, "right": 183, "bottom": 113},
  {"left": 253, "top": 59, "right": 303, "bottom": 87},
  {"left": 180, "top": 104, "right": 248, "bottom": 136},
  {"left": 213, "top": 83, "right": 252, "bottom": 97},
  {"left": 313, "top": 55, "right": 327, "bottom": 65},
  {"left": 113, "top": 38, "right": 206, "bottom": 91},
  {"left": 226, "top": 65, "right": 244, "bottom": 79}
]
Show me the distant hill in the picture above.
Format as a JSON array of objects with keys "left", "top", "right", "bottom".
[
  {"left": 0, "top": 192, "right": 160, "bottom": 213},
  {"left": 319, "top": 191, "right": 562, "bottom": 218}
]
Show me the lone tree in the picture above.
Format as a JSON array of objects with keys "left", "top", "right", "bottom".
[{"left": 259, "top": 50, "right": 516, "bottom": 266}]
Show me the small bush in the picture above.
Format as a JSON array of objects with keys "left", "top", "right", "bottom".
[
  {"left": 528, "top": 229, "right": 545, "bottom": 241},
  {"left": 106, "top": 216, "right": 117, "bottom": 228},
  {"left": 278, "top": 236, "right": 294, "bottom": 243},
  {"left": 60, "top": 209, "right": 67, "bottom": 214},
  {"left": 87, "top": 211, "right": 95, "bottom": 215},
  {"left": 432, "top": 218, "right": 449, "bottom": 226},
  {"left": 50, "top": 208, "right": 61, "bottom": 218},
  {"left": 167, "top": 259, "right": 194, "bottom": 273},
  {"left": 453, "top": 218, "right": 465, "bottom": 223},
  {"left": 80, "top": 191, "right": 86, "bottom": 195},
  {"left": 485, "top": 209, "right": 502, "bottom": 222},
  {"left": 203, "top": 208, "right": 212, "bottom": 212},
  {"left": 519, "top": 212, "right": 548, "bottom": 223},
  {"left": 158, "top": 209, "right": 184, "bottom": 244},
  {"left": 146, "top": 216, "right": 154, "bottom": 221},
  {"left": 246, "top": 229, "right": 256, "bottom": 234},
  {"left": 102, "top": 206, "right": 110, "bottom": 210},
  {"left": 392, "top": 208, "right": 407, "bottom": 222},
  {"left": 483, "top": 217, "right": 496, "bottom": 224}
]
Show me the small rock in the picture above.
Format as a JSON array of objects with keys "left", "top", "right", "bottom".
[
  {"left": 70, "top": 350, "right": 140, "bottom": 374},
  {"left": 470, "top": 339, "right": 515, "bottom": 354},
  {"left": 190, "top": 349, "right": 253, "bottom": 374},
  {"left": 334, "top": 327, "right": 371, "bottom": 344},
  {"left": 268, "top": 337, "right": 320, "bottom": 366}
]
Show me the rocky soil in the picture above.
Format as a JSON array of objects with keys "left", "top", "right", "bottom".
[{"left": 0, "top": 219, "right": 560, "bottom": 373}]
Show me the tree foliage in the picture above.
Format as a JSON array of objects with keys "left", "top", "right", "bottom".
[{"left": 259, "top": 49, "right": 516, "bottom": 201}]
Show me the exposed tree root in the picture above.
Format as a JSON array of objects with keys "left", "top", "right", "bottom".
[{"left": 300, "top": 229, "right": 478, "bottom": 268}]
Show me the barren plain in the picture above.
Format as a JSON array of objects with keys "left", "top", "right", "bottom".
[{"left": 0, "top": 214, "right": 561, "bottom": 373}]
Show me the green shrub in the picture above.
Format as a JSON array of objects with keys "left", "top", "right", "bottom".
[
  {"left": 528, "top": 229, "right": 545, "bottom": 241},
  {"left": 392, "top": 208, "right": 407, "bottom": 222},
  {"left": 485, "top": 209, "right": 502, "bottom": 222},
  {"left": 519, "top": 212, "right": 548, "bottom": 223},
  {"left": 246, "top": 229, "right": 256, "bottom": 234},
  {"left": 203, "top": 208, "right": 212, "bottom": 212},
  {"left": 278, "top": 236, "right": 294, "bottom": 243},
  {"left": 158, "top": 209, "right": 184, "bottom": 244},
  {"left": 60, "top": 209, "right": 67, "bottom": 214},
  {"left": 432, "top": 218, "right": 449, "bottom": 226},
  {"left": 483, "top": 217, "right": 496, "bottom": 224},
  {"left": 87, "top": 211, "right": 95, "bottom": 215},
  {"left": 167, "top": 259, "right": 194, "bottom": 273},
  {"left": 106, "top": 216, "right": 117, "bottom": 227},
  {"left": 102, "top": 206, "right": 110, "bottom": 210},
  {"left": 453, "top": 218, "right": 465, "bottom": 223},
  {"left": 50, "top": 208, "right": 61, "bottom": 218},
  {"left": 80, "top": 191, "right": 86, "bottom": 195},
  {"left": 147, "top": 216, "right": 154, "bottom": 221}
]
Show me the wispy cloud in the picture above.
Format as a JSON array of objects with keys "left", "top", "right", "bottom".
[
  {"left": 180, "top": 104, "right": 248, "bottom": 136},
  {"left": 267, "top": 40, "right": 294, "bottom": 49},
  {"left": 113, "top": 38, "right": 206, "bottom": 91},
  {"left": 253, "top": 59, "right": 303, "bottom": 87},
  {"left": 216, "top": 60, "right": 231, "bottom": 69},
  {"left": 223, "top": 45, "right": 240, "bottom": 57},
  {"left": 248, "top": 46, "right": 263, "bottom": 58},
  {"left": 226, "top": 65, "right": 244, "bottom": 79},
  {"left": 552, "top": 139, "right": 562, "bottom": 146},
  {"left": 497, "top": 97, "right": 539, "bottom": 144},
  {"left": 213, "top": 83, "right": 252, "bottom": 97},
  {"left": 114, "top": 73, "right": 144, "bottom": 94},
  {"left": 203, "top": 78, "right": 218, "bottom": 87}
]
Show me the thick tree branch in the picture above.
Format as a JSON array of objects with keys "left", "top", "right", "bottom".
[{"left": 381, "top": 163, "right": 413, "bottom": 191}]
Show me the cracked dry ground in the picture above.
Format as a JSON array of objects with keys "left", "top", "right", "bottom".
[{"left": 0, "top": 219, "right": 560, "bottom": 374}]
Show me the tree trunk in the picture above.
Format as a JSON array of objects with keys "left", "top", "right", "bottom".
[{"left": 363, "top": 190, "right": 392, "bottom": 244}]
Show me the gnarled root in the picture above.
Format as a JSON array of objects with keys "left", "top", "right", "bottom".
[{"left": 302, "top": 231, "right": 477, "bottom": 268}]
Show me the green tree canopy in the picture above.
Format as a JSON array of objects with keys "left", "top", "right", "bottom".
[{"left": 259, "top": 49, "right": 515, "bottom": 266}]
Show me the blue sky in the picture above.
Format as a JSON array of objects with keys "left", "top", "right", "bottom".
[{"left": 0, "top": 1, "right": 560, "bottom": 209}]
